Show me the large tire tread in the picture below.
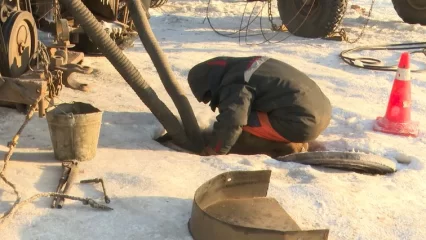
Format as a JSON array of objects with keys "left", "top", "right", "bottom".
[
  {"left": 392, "top": 0, "right": 426, "bottom": 25},
  {"left": 277, "top": 0, "right": 347, "bottom": 38}
]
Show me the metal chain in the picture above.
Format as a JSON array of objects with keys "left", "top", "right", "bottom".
[
  {"left": 333, "top": 0, "right": 376, "bottom": 43},
  {"left": 1, "top": 192, "right": 113, "bottom": 226},
  {"left": 52, "top": 70, "right": 63, "bottom": 98},
  {"left": 37, "top": 42, "right": 57, "bottom": 99},
  {"left": 267, "top": 0, "right": 288, "bottom": 32},
  {"left": 54, "top": 0, "right": 62, "bottom": 21},
  {"left": 29, "top": 41, "right": 51, "bottom": 72},
  {"left": 29, "top": 41, "right": 64, "bottom": 98},
  {"left": 0, "top": 99, "right": 112, "bottom": 228},
  {"left": 267, "top": 0, "right": 279, "bottom": 31}
]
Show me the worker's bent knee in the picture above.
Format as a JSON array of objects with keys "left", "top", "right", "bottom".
[
  {"left": 270, "top": 116, "right": 331, "bottom": 143},
  {"left": 291, "top": 127, "right": 323, "bottom": 142}
]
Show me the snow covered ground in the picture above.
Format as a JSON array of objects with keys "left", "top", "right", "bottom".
[{"left": 1, "top": 0, "right": 426, "bottom": 239}]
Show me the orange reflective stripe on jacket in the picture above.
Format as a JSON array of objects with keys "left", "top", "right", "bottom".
[{"left": 242, "top": 112, "right": 289, "bottom": 142}]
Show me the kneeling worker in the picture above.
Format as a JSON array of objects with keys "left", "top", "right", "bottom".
[{"left": 187, "top": 56, "right": 332, "bottom": 157}]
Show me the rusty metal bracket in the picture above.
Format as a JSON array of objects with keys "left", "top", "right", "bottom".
[
  {"left": 0, "top": 70, "right": 48, "bottom": 117},
  {"left": 47, "top": 47, "right": 93, "bottom": 92},
  {"left": 51, "top": 160, "right": 80, "bottom": 209},
  {"left": 188, "top": 170, "right": 329, "bottom": 240},
  {"left": 80, "top": 178, "right": 111, "bottom": 204},
  {"left": 53, "top": 63, "right": 93, "bottom": 75}
]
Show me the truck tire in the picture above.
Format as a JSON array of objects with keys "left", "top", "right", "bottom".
[
  {"left": 392, "top": 0, "right": 426, "bottom": 25},
  {"left": 277, "top": 0, "right": 347, "bottom": 38}
]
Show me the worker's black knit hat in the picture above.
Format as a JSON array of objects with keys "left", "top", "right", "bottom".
[{"left": 187, "top": 60, "right": 212, "bottom": 102}]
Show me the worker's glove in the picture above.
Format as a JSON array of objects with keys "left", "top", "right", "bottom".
[{"left": 200, "top": 146, "right": 218, "bottom": 156}]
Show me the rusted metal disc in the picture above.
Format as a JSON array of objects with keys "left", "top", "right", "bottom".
[
  {"left": 55, "top": 18, "right": 70, "bottom": 42},
  {"left": 1, "top": 11, "right": 38, "bottom": 78}
]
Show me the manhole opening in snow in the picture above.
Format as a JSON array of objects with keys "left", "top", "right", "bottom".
[{"left": 154, "top": 133, "right": 194, "bottom": 153}]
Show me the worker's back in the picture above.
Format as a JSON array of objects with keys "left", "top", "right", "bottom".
[
  {"left": 188, "top": 56, "right": 332, "bottom": 152},
  {"left": 218, "top": 56, "right": 332, "bottom": 142}
]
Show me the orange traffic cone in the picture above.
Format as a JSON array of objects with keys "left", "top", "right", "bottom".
[{"left": 373, "top": 52, "right": 419, "bottom": 137}]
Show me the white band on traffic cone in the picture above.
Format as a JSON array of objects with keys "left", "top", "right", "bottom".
[{"left": 396, "top": 68, "right": 411, "bottom": 81}]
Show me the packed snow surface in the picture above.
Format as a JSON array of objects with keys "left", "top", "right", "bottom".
[{"left": 1, "top": 0, "right": 426, "bottom": 239}]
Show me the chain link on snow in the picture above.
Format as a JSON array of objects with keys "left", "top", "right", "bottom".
[{"left": 332, "top": 0, "right": 376, "bottom": 43}]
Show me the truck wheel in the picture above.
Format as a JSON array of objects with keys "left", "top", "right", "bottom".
[
  {"left": 277, "top": 0, "right": 347, "bottom": 38},
  {"left": 392, "top": 0, "right": 426, "bottom": 25}
]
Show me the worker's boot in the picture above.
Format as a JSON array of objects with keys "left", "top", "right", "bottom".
[
  {"left": 273, "top": 142, "right": 309, "bottom": 157},
  {"left": 230, "top": 131, "right": 309, "bottom": 157}
]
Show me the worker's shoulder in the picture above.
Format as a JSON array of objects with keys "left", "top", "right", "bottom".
[{"left": 260, "top": 58, "right": 306, "bottom": 74}]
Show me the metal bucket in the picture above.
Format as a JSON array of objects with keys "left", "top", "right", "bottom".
[{"left": 46, "top": 102, "right": 103, "bottom": 161}]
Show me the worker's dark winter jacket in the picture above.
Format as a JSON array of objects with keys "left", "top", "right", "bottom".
[{"left": 188, "top": 56, "right": 331, "bottom": 154}]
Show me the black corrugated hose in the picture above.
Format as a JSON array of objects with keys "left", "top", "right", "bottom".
[
  {"left": 127, "top": 0, "right": 205, "bottom": 153},
  {"left": 150, "top": 0, "right": 168, "bottom": 8},
  {"left": 57, "top": 0, "right": 195, "bottom": 151}
]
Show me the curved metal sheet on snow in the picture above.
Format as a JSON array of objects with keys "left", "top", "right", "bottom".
[
  {"left": 188, "top": 170, "right": 329, "bottom": 240},
  {"left": 276, "top": 151, "right": 397, "bottom": 174}
]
